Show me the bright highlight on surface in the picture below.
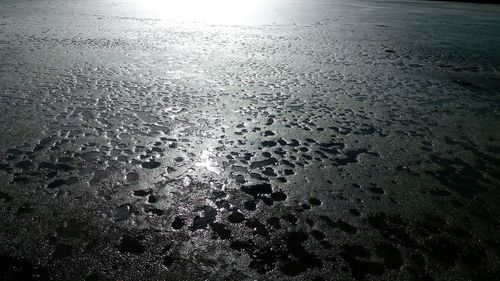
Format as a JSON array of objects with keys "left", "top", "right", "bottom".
[
  {"left": 141, "top": 0, "right": 268, "bottom": 24},
  {"left": 195, "top": 149, "right": 222, "bottom": 174}
]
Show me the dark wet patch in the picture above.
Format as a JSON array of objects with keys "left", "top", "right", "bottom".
[
  {"left": 114, "top": 204, "right": 132, "bottom": 221},
  {"left": 162, "top": 255, "right": 174, "bottom": 267},
  {"left": 320, "top": 216, "right": 357, "bottom": 234},
  {"left": 241, "top": 183, "right": 272, "bottom": 198},
  {"left": 427, "top": 238, "right": 459, "bottom": 265},
  {"left": 56, "top": 219, "right": 87, "bottom": 239},
  {"left": 133, "top": 189, "right": 152, "bottom": 197},
  {"left": 171, "top": 217, "right": 185, "bottom": 230},
  {"left": 126, "top": 172, "right": 139, "bottom": 181},
  {"left": 261, "top": 141, "right": 277, "bottom": 147},
  {"left": 244, "top": 200, "right": 256, "bottom": 211},
  {"left": 335, "top": 149, "right": 367, "bottom": 165},
  {"left": 15, "top": 160, "right": 34, "bottom": 169},
  {"left": 47, "top": 179, "right": 67, "bottom": 189},
  {"left": 190, "top": 206, "right": 217, "bottom": 231},
  {"left": 231, "top": 231, "right": 322, "bottom": 276},
  {"left": 250, "top": 158, "right": 278, "bottom": 169},
  {"left": 340, "top": 245, "right": 385, "bottom": 280},
  {"left": 16, "top": 203, "right": 34, "bottom": 215},
  {"left": 53, "top": 243, "right": 73, "bottom": 259},
  {"left": 375, "top": 242, "right": 403, "bottom": 269},
  {"left": 210, "top": 223, "right": 231, "bottom": 240},
  {"left": 367, "top": 213, "right": 419, "bottom": 248},
  {"left": 282, "top": 214, "right": 298, "bottom": 225},
  {"left": 0, "top": 191, "right": 13, "bottom": 202},
  {"left": 369, "top": 186, "right": 384, "bottom": 195},
  {"left": 118, "top": 235, "right": 145, "bottom": 254},
  {"left": 271, "top": 191, "right": 287, "bottom": 201},
  {"left": 309, "top": 198, "right": 321, "bottom": 206},
  {"left": 280, "top": 231, "right": 322, "bottom": 276},
  {"left": 141, "top": 160, "right": 161, "bottom": 169},
  {"left": 427, "top": 156, "right": 484, "bottom": 198},
  {"left": 245, "top": 219, "right": 270, "bottom": 238},
  {"left": 145, "top": 207, "right": 164, "bottom": 216},
  {"left": 228, "top": 211, "right": 245, "bottom": 223},
  {"left": 267, "top": 217, "right": 281, "bottom": 229}
]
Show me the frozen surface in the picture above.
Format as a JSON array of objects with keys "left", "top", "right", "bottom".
[{"left": 1, "top": 0, "right": 500, "bottom": 280}]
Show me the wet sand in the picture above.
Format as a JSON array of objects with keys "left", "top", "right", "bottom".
[{"left": 1, "top": 0, "right": 500, "bottom": 280}]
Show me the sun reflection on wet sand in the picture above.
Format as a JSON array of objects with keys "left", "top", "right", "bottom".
[
  {"left": 135, "top": 0, "right": 268, "bottom": 24},
  {"left": 195, "top": 148, "right": 222, "bottom": 174}
]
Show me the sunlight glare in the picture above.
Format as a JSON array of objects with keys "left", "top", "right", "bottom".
[{"left": 144, "top": 0, "right": 268, "bottom": 24}]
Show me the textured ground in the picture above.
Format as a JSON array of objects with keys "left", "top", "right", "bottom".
[{"left": 1, "top": 0, "right": 500, "bottom": 280}]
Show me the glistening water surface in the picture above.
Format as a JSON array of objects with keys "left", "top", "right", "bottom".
[{"left": 1, "top": 0, "right": 500, "bottom": 280}]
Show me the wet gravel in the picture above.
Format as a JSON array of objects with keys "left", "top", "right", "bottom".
[{"left": 1, "top": 0, "right": 500, "bottom": 280}]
